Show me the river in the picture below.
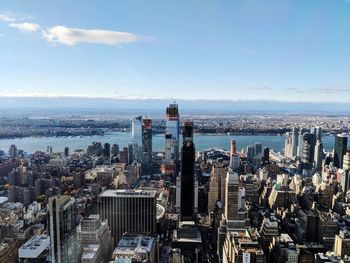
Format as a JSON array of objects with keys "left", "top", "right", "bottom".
[{"left": 0, "top": 132, "right": 335, "bottom": 154}]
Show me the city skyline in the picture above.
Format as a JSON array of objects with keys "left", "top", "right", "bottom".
[{"left": 1, "top": 0, "right": 350, "bottom": 102}]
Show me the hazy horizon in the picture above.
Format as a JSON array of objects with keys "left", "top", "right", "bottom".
[{"left": 0, "top": 96, "right": 349, "bottom": 115}]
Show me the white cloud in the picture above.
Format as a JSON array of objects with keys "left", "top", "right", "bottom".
[
  {"left": 42, "top": 26, "right": 151, "bottom": 46},
  {"left": 0, "top": 14, "right": 16, "bottom": 22},
  {"left": 9, "top": 22, "right": 40, "bottom": 32}
]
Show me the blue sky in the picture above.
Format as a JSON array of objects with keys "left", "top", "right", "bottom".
[{"left": 0, "top": 0, "right": 350, "bottom": 102}]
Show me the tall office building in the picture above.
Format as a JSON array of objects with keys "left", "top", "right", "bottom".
[
  {"left": 291, "top": 127, "right": 299, "bottom": 157},
  {"left": 166, "top": 103, "right": 180, "bottom": 162},
  {"left": 48, "top": 195, "right": 78, "bottom": 263},
  {"left": 263, "top": 147, "right": 270, "bottom": 164},
  {"left": 246, "top": 145, "right": 255, "bottom": 163},
  {"left": 131, "top": 116, "right": 143, "bottom": 162},
  {"left": 314, "top": 140, "right": 324, "bottom": 172},
  {"left": 254, "top": 142, "right": 263, "bottom": 156},
  {"left": 297, "top": 129, "right": 304, "bottom": 158},
  {"left": 334, "top": 134, "right": 348, "bottom": 168},
  {"left": 313, "top": 126, "right": 322, "bottom": 141},
  {"left": 142, "top": 118, "right": 153, "bottom": 175},
  {"left": 180, "top": 121, "right": 195, "bottom": 221},
  {"left": 98, "top": 189, "right": 157, "bottom": 246},
  {"left": 217, "top": 171, "right": 249, "bottom": 260},
  {"left": 208, "top": 163, "right": 226, "bottom": 212}
]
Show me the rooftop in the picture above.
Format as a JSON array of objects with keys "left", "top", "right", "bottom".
[
  {"left": 99, "top": 189, "right": 157, "bottom": 198},
  {"left": 18, "top": 235, "right": 50, "bottom": 259},
  {"left": 114, "top": 234, "right": 155, "bottom": 256}
]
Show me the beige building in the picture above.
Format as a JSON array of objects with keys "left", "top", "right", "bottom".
[
  {"left": 334, "top": 229, "right": 350, "bottom": 259},
  {"left": 208, "top": 163, "right": 226, "bottom": 212},
  {"left": 223, "top": 230, "right": 265, "bottom": 263}
]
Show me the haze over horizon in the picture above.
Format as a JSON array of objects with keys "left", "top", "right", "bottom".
[
  {"left": 0, "top": 96, "right": 349, "bottom": 115},
  {"left": 1, "top": 0, "right": 350, "bottom": 102}
]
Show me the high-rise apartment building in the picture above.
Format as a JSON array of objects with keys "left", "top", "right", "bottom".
[
  {"left": 166, "top": 103, "right": 180, "bottom": 162},
  {"left": 98, "top": 189, "right": 157, "bottom": 246},
  {"left": 48, "top": 195, "right": 78, "bottom": 263}
]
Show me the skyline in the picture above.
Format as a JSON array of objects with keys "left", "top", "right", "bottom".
[{"left": 1, "top": 1, "right": 350, "bottom": 102}]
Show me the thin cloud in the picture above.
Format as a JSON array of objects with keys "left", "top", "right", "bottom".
[
  {"left": 0, "top": 13, "right": 16, "bottom": 22},
  {"left": 288, "top": 86, "right": 350, "bottom": 94},
  {"left": 249, "top": 86, "right": 271, "bottom": 91},
  {"left": 42, "top": 26, "right": 152, "bottom": 46},
  {"left": 9, "top": 22, "right": 40, "bottom": 32}
]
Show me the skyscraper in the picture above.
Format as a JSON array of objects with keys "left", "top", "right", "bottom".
[
  {"left": 334, "top": 134, "right": 348, "bottom": 168},
  {"left": 297, "top": 129, "right": 304, "bottom": 158},
  {"left": 229, "top": 140, "right": 240, "bottom": 171},
  {"left": 217, "top": 171, "right": 249, "bottom": 260},
  {"left": 180, "top": 121, "right": 195, "bottom": 221},
  {"left": 142, "top": 118, "right": 153, "bottom": 175},
  {"left": 291, "top": 127, "right": 299, "bottom": 157},
  {"left": 343, "top": 150, "right": 350, "bottom": 171},
  {"left": 301, "top": 132, "right": 316, "bottom": 167},
  {"left": 98, "top": 189, "right": 157, "bottom": 246},
  {"left": 284, "top": 132, "right": 293, "bottom": 158},
  {"left": 208, "top": 163, "right": 226, "bottom": 212},
  {"left": 131, "top": 116, "right": 142, "bottom": 162},
  {"left": 314, "top": 140, "right": 324, "bottom": 172},
  {"left": 254, "top": 142, "right": 263, "bottom": 156},
  {"left": 166, "top": 103, "right": 180, "bottom": 162},
  {"left": 246, "top": 145, "right": 255, "bottom": 163},
  {"left": 48, "top": 195, "right": 78, "bottom": 263}
]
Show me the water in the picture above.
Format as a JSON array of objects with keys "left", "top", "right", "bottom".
[{"left": 0, "top": 132, "right": 335, "bottom": 154}]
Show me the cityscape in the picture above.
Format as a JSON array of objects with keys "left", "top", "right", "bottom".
[
  {"left": 0, "top": 102, "right": 349, "bottom": 263},
  {"left": 1, "top": 1, "right": 350, "bottom": 263}
]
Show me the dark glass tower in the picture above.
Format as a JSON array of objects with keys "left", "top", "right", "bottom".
[
  {"left": 180, "top": 121, "right": 195, "bottom": 221},
  {"left": 334, "top": 134, "right": 348, "bottom": 168}
]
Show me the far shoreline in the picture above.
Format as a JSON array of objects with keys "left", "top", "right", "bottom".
[{"left": 0, "top": 131, "right": 334, "bottom": 141}]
